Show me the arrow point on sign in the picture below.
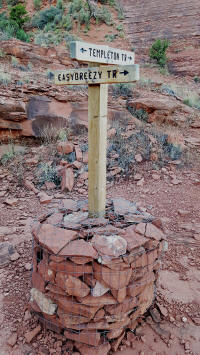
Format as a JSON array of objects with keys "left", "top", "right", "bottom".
[{"left": 124, "top": 70, "right": 129, "bottom": 76}]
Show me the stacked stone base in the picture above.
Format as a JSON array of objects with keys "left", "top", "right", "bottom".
[{"left": 30, "top": 198, "right": 165, "bottom": 354}]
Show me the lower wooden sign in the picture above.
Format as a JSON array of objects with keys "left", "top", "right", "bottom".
[{"left": 54, "top": 65, "right": 139, "bottom": 85}]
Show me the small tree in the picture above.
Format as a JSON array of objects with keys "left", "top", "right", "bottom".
[
  {"left": 9, "top": 4, "right": 29, "bottom": 29},
  {"left": 149, "top": 39, "right": 170, "bottom": 67}
]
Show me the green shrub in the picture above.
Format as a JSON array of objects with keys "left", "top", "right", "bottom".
[
  {"left": 68, "top": 0, "right": 84, "bottom": 14},
  {"left": 6, "top": 0, "right": 18, "bottom": 5},
  {"left": 194, "top": 76, "right": 200, "bottom": 83},
  {"left": 16, "top": 28, "right": 30, "bottom": 42},
  {"left": 33, "top": 0, "right": 41, "bottom": 11},
  {"left": 56, "top": 0, "right": 64, "bottom": 10},
  {"left": 61, "top": 14, "right": 73, "bottom": 31},
  {"left": 0, "top": 5, "right": 30, "bottom": 42},
  {"left": 105, "top": 33, "right": 116, "bottom": 42},
  {"left": 34, "top": 30, "right": 62, "bottom": 47},
  {"left": 149, "top": 38, "right": 170, "bottom": 67},
  {"left": 0, "top": 144, "right": 16, "bottom": 165},
  {"left": 11, "top": 56, "right": 19, "bottom": 67},
  {"left": 127, "top": 103, "right": 149, "bottom": 122},
  {"left": 0, "top": 71, "right": 11, "bottom": 85},
  {"left": 112, "top": 83, "right": 133, "bottom": 98},
  {"left": 32, "top": 6, "right": 63, "bottom": 29},
  {"left": 99, "top": 0, "right": 115, "bottom": 5},
  {"left": 96, "top": 7, "right": 112, "bottom": 25},
  {"left": 37, "top": 163, "right": 61, "bottom": 186},
  {"left": 0, "top": 0, "right": 2, "bottom": 9},
  {"left": 9, "top": 4, "right": 30, "bottom": 28},
  {"left": 0, "top": 49, "right": 6, "bottom": 57}
]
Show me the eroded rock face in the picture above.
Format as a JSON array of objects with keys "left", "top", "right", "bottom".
[
  {"left": 121, "top": 0, "right": 200, "bottom": 76},
  {"left": 30, "top": 198, "right": 165, "bottom": 352}
]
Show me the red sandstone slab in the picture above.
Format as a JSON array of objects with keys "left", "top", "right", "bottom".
[
  {"left": 135, "top": 223, "right": 146, "bottom": 235},
  {"left": 49, "top": 260, "right": 92, "bottom": 276},
  {"left": 131, "top": 253, "right": 148, "bottom": 269},
  {"left": 93, "top": 262, "right": 132, "bottom": 290},
  {"left": 127, "top": 272, "right": 155, "bottom": 297},
  {"left": 91, "top": 234, "right": 127, "bottom": 257},
  {"left": 38, "top": 259, "right": 55, "bottom": 282},
  {"left": 111, "top": 288, "right": 126, "bottom": 303},
  {"left": 59, "top": 239, "right": 98, "bottom": 258},
  {"left": 111, "top": 331, "right": 125, "bottom": 352},
  {"left": 49, "top": 255, "right": 66, "bottom": 263},
  {"left": 57, "top": 308, "right": 90, "bottom": 326},
  {"left": 32, "top": 271, "right": 45, "bottom": 292},
  {"left": 34, "top": 224, "right": 77, "bottom": 254},
  {"left": 84, "top": 317, "right": 130, "bottom": 330},
  {"left": 69, "top": 256, "right": 93, "bottom": 264},
  {"left": 76, "top": 294, "right": 117, "bottom": 306},
  {"left": 94, "top": 309, "right": 105, "bottom": 322},
  {"left": 75, "top": 341, "right": 111, "bottom": 355},
  {"left": 145, "top": 223, "right": 164, "bottom": 241},
  {"left": 62, "top": 199, "right": 79, "bottom": 212},
  {"left": 45, "top": 284, "right": 66, "bottom": 296},
  {"left": 105, "top": 296, "right": 138, "bottom": 315},
  {"left": 55, "top": 272, "right": 90, "bottom": 297},
  {"left": 44, "top": 212, "right": 63, "bottom": 226},
  {"left": 56, "top": 296, "right": 100, "bottom": 318},
  {"left": 107, "top": 327, "right": 124, "bottom": 340},
  {"left": 123, "top": 226, "right": 147, "bottom": 251},
  {"left": 64, "top": 330, "right": 100, "bottom": 346}
]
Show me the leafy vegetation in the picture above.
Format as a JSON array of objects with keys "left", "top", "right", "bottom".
[
  {"left": 0, "top": 143, "right": 16, "bottom": 165},
  {"left": 33, "top": 0, "right": 41, "bottom": 11},
  {"left": 127, "top": 103, "right": 149, "bottom": 122},
  {"left": 10, "top": 4, "right": 29, "bottom": 28},
  {"left": 149, "top": 38, "right": 170, "bottom": 67},
  {"left": 34, "top": 30, "right": 62, "bottom": 47},
  {"left": 37, "top": 162, "right": 61, "bottom": 187},
  {"left": 0, "top": 5, "right": 30, "bottom": 42},
  {"left": 0, "top": 71, "right": 11, "bottom": 85},
  {"left": 112, "top": 83, "right": 133, "bottom": 98}
]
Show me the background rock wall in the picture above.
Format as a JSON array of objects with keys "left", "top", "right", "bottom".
[{"left": 121, "top": 0, "right": 200, "bottom": 76}]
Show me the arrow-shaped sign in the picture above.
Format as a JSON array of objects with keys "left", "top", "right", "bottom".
[
  {"left": 71, "top": 41, "right": 135, "bottom": 65},
  {"left": 120, "top": 70, "right": 129, "bottom": 76},
  {"left": 80, "top": 48, "right": 87, "bottom": 53},
  {"left": 54, "top": 65, "right": 139, "bottom": 85}
]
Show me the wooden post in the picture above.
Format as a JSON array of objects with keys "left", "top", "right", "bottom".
[
  {"left": 54, "top": 41, "right": 140, "bottom": 218},
  {"left": 88, "top": 65, "right": 108, "bottom": 217}
]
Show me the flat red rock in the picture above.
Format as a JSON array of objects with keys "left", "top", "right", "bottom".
[
  {"left": 55, "top": 272, "right": 90, "bottom": 297},
  {"left": 93, "top": 262, "right": 132, "bottom": 290},
  {"left": 59, "top": 239, "right": 98, "bottom": 258},
  {"left": 34, "top": 224, "right": 77, "bottom": 254},
  {"left": 145, "top": 223, "right": 165, "bottom": 240},
  {"left": 123, "top": 225, "right": 147, "bottom": 251}
]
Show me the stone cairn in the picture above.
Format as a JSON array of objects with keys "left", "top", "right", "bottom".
[{"left": 30, "top": 198, "right": 166, "bottom": 354}]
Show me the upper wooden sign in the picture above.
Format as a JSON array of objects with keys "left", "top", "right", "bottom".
[
  {"left": 54, "top": 65, "right": 139, "bottom": 85},
  {"left": 70, "top": 41, "right": 135, "bottom": 65}
]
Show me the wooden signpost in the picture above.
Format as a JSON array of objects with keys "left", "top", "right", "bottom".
[{"left": 54, "top": 41, "right": 140, "bottom": 217}]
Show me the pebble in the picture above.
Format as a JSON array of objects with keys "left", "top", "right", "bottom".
[
  {"left": 10, "top": 253, "right": 20, "bottom": 261},
  {"left": 182, "top": 316, "right": 187, "bottom": 323},
  {"left": 24, "top": 262, "right": 32, "bottom": 271},
  {"left": 7, "top": 333, "right": 18, "bottom": 347}
]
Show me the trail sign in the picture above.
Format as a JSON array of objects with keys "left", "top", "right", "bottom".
[
  {"left": 54, "top": 41, "right": 140, "bottom": 217},
  {"left": 54, "top": 65, "right": 139, "bottom": 85},
  {"left": 70, "top": 41, "right": 135, "bottom": 65}
]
